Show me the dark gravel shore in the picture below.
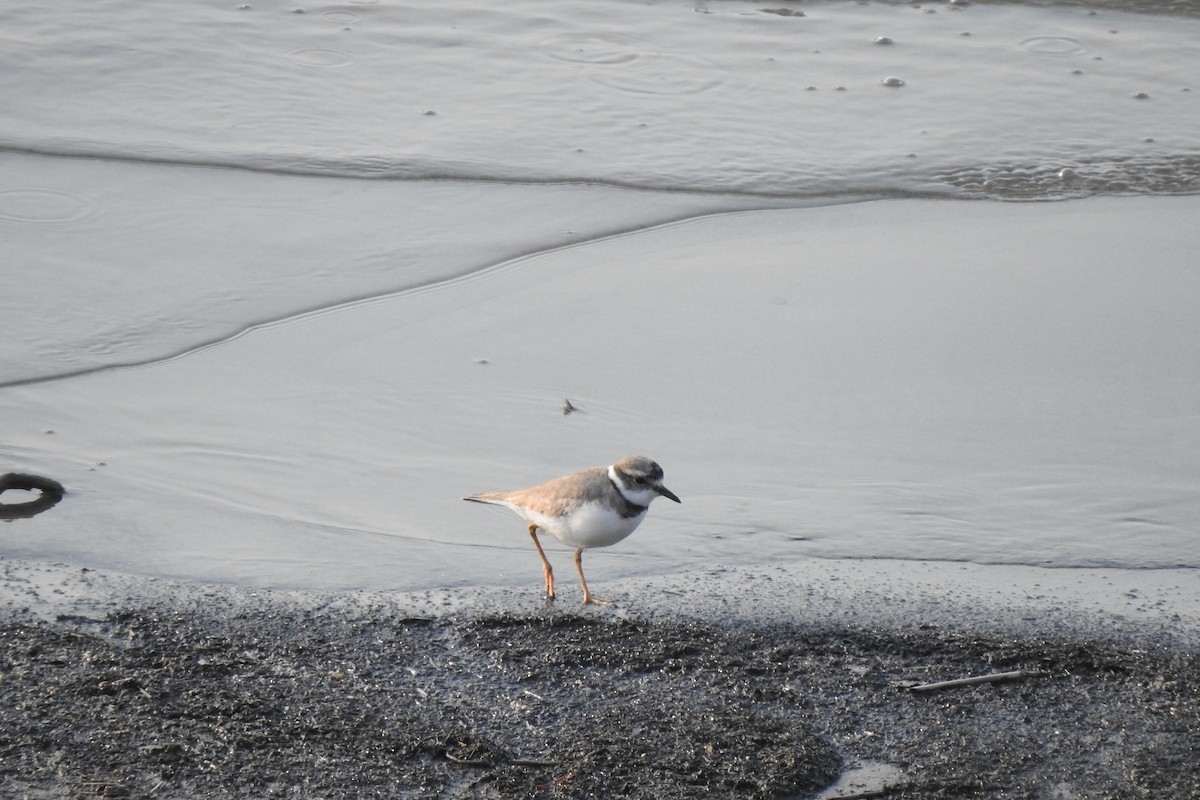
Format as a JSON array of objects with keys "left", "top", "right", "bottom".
[{"left": 2, "top": 590, "right": 1198, "bottom": 800}]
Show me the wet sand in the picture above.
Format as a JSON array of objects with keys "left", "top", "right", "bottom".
[{"left": 3, "top": 559, "right": 1197, "bottom": 799}]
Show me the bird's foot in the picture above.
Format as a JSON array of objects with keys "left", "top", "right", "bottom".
[{"left": 582, "top": 594, "right": 611, "bottom": 607}]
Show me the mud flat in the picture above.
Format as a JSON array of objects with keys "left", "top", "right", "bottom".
[{"left": 2, "top": 559, "right": 1197, "bottom": 799}]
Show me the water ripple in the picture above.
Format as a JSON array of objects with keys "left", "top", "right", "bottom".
[
  {"left": 1017, "top": 35, "right": 1089, "bottom": 58},
  {"left": 0, "top": 188, "right": 94, "bottom": 223},
  {"left": 539, "top": 32, "right": 641, "bottom": 65},
  {"left": 284, "top": 48, "right": 355, "bottom": 69},
  {"left": 940, "top": 153, "right": 1200, "bottom": 200},
  {"left": 589, "top": 54, "right": 725, "bottom": 97}
]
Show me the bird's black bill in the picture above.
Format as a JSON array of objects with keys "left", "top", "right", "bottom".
[{"left": 656, "top": 485, "right": 681, "bottom": 503}]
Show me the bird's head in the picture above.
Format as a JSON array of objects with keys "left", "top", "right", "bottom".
[{"left": 611, "top": 455, "right": 681, "bottom": 505}]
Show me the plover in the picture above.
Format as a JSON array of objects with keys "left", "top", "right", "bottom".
[{"left": 464, "top": 455, "right": 680, "bottom": 605}]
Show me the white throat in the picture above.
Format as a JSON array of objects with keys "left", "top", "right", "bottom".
[{"left": 608, "top": 464, "right": 657, "bottom": 507}]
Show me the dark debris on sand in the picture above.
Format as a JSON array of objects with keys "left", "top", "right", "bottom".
[{"left": 1, "top": 602, "right": 1198, "bottom": 799}]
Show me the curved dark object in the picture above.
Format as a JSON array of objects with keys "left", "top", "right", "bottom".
[{"left": 0, "top": 473, "right": 66, "bottom": 520}]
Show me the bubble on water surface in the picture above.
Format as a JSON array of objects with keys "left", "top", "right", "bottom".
[
  {"left": 1018, "top": 36, "right": 1088, "bottom": 58},
  {"left": 284, "top": 48, "right": 355, "bottom": 68},
  {"left": 881, "top": 76, "right": 905, "bottom": 87},
  {"left": 874, "top": 36, "right": 894, "bottom": 45},
  {"left": 0, "top": 188, "right": 94, "bottom": 223}
]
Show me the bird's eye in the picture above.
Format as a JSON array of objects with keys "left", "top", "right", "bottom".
[{"left": 634, "top": 477, "right": 647, "bottom": 485}]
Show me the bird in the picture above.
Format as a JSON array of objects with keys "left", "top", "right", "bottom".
[{"left": 463, "top": 455, "right": 680, "bottom": 605}]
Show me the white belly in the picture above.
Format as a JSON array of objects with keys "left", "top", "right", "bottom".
[{"left": 522, "top": 501, "right": 646, "bottom": 549}]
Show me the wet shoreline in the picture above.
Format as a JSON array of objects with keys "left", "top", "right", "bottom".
[{"left": 3, "top": 562, "right": 1198, "bottom": 799}]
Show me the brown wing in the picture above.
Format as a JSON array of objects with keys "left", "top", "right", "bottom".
[{"left": 465, "top": 465, "right": 609, "bottom": 517}]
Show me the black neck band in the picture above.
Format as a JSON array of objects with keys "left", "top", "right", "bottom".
[{"left": 609, "top": 475, "right": 649, "bottom": 519}]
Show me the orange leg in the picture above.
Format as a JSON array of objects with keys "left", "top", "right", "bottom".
[
  {"left": 574, "top": 547, "right": 611, "bottom": 606},
  {"left": 528, "top": 524, "right": 555, "bottom": 601}
]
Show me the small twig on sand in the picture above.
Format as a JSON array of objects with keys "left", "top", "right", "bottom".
[
  {"left": 442, "top": 751, "right": 560, "bottom": 768},
  {"left": 823, "top": 780, "right": 994, "bottom": 799},
  {"left": 822, "top": 786, "right": 908, "bottom": 800},
  {"left": 441, "top": 752, "right": 493, "bottom": 767},
  {"left": 510, "top": 758, "right": 562, "bottom": 768},
  {"left": 907, "top": 670, "right": 1044, "bottom": 693}
]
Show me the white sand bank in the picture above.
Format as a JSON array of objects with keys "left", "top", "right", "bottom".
[{"left": 4, "top": 556, "right": 1197, "bottom": 651}]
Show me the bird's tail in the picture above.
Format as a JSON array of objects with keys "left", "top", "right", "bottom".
[{"left": 462, "top": 493, "right": 508, "bottom": 505}]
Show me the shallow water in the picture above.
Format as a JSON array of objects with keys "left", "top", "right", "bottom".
[
  {"left": 2, "top": 0, "right": 1198, "bottom": 591},
  {"left": 2, "top": 0, "right": 1196, "bottom": 198}
]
